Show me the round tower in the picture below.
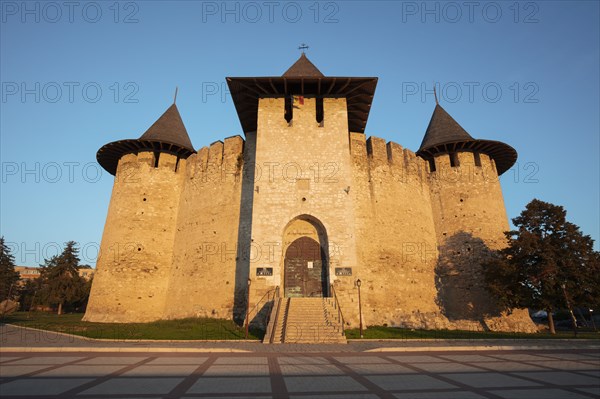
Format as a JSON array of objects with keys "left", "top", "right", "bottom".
[
  {"left": 83, "top": 103, "right": 195, "bottom": 323},
  {"left": 418, "top": 103, "right": 535, "bottom": 332}
]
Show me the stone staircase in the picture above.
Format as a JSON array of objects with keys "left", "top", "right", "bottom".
[{"left": 264, "top": 297, "right": 346, "bottom": 344}]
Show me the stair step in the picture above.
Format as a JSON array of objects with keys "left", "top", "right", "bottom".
[{"left": 264, "top": 297, "right": 346, "bottom": 344}]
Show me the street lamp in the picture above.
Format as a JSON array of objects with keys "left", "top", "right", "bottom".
[
  {"left": 357, "top": 279, "right": 363, "bottom": 339},
  {"left": 590, "top": 309, "right": 597, "bottom": 331},
  {"left": 245, "top": 278, "right": 251, "bottom": 339}
]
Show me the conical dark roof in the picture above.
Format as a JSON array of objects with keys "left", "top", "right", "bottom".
[
  {"left": 417, "top": 104, "right": 517, "bottom": 175},
  {"left": 139, "top": 104, "right": 194, "bottom": 149},
  {"left": 419, "top": 104, "right": 474, "bottom": 150},
  {"left": 282, "top": 53, "right": 325, "bottom": 77},
  {"left": 97, "top": 103, "right": 195, "bottom": 175}
]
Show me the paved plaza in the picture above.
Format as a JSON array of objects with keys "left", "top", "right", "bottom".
[
  {"left": 1, "top": 349, "right": 599, "bottom": 398},
  {"left": 1, "top": 324, "right": 599, "bottom": 398}
]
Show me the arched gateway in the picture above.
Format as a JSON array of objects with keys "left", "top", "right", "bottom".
[{"left": 282, "top": 216, "right": 329, "bottom": 298}]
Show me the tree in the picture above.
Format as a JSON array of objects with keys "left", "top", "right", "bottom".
[
  {"left": 39, "top": 241, "right": 87, "bottom": 315},
  {"left": 18, "top": 279, "right": 41, "bottom": 312},
  {"left": 0, "top": 237, "right": 20, "bottom": 302},
  {"left": 483, "top": 199, "right": 600, "bottom": 334}
]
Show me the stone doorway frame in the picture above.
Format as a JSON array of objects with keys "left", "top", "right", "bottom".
[{"left": 280, "top": 215, "right": 330, "bottom": 298}]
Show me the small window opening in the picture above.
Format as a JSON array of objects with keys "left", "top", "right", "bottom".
[
  {"left": 175, "top": 156, "right": 180, "bottom": 172},
  {"left": 449, "top": 152, "right": 460, "bottom": 167},
  {"left": 153, "top": 152, "right": 160, "bottom": 168},
  {"left": 428, "top": 158, "right": 436, "bottom": 172},
  {"left": 316, "top": 97, "right": 324, "bottom": 126},
  {"left": 284, "top": 96, "right": 293, "bottom": 125},
  {"left": 473, "top": 152, "right": 482, "bottom": 167}
]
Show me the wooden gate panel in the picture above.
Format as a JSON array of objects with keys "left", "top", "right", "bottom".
[
  {"left": 284, "top": 237, "right": 327, "bottom": 297},
  {"left": 284, "top": 258, "right": 304, "bottom": 297}
]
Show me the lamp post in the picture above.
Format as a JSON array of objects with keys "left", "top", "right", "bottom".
[
  {"left": 590, "top": 309, "right": 596, "bottom": 331},
  {"left": 357, "top": 279, "right": 363, "bottom": 339},
  {"left": 245, "top": 278, "right": 251, "bottom": 339},
  {"left": 561, "top": 283, "right": 578, "bottom": 337}
]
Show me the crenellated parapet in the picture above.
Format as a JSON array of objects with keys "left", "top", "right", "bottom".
[
  {"left": 185, "top": 136, "right": 244, "bottom": 186},
  {"left": 427, "top": 151, "right": 500, "bottom": 186},
  {"left": 116, "top": 150, "right": 187, "bottom": 177},
  {"left": 350, "top": 132, "right": 429, "bottom": 189}
]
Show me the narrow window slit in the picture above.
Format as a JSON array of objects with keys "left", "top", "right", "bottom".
[
  {"left": 428, "top": 158, "right": 436, "bottom": 172},
  {"left": 316, "top": 97, "right": 324, "bottom": 126},
  {"left": 473, "top": 152, "right": 482, "bottom": 167},
  {"left": 450, "top": 152, "right": 460, "bottom": 167},
  {"left": 284, "top": 96, "right": 293, "bottom": 125}
]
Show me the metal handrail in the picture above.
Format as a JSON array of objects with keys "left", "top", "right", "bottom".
[
  {"left": 330, "top": 284, "right": 345, "bottom": 336},
  {"left": 280, "top": 296, "right": 291, "bottom": 343},
  {"left": 245, "top": 286, "right": 279, "bottom": 331},
  {"left": 263, "top": 286, "right": 280, "bottom": 335},
  {"left": 268, "top": 287, "right": 283, "bottom": 344}
]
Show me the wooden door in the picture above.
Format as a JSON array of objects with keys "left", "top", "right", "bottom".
[{"left": 284, "top": 237, "right": 326, "bottom": 297}]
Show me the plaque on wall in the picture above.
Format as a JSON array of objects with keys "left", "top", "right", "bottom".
[
  {"left": 335, "top": 267, "right": 352, "bottom": 276},
  {"left": 256, "top": 267, "right": 273, "bottom": 276}
]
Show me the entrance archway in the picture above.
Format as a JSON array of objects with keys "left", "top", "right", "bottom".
[{"left": 282, "top": 216, "right": 329, "bottom": 298}]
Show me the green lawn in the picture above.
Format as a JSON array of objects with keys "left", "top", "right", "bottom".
[
  {"left": 345, "top": 325, "right": 600, "bottom": 340},
  {"left": 5, "top": 312, "right": 598, "bottom": 342},
  {"left": 1, "top": 312, "right": 263, "bottom": 341}
]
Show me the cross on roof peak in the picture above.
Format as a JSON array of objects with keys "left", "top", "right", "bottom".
[{"left": 298, "top": 43, "right": 309, "bottom": 54}]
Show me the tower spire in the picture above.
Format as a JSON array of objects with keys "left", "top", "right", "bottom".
[
  {"left": 173, "top": 86, "right": 178, "bottom": 104},
  {"left": 96, "top": 101, "right": 195, "bottom": 175},
  {"left": 417, "top": 103, "right": 517, "bottom": 175},
  {"left": 433, "top": 83, "right": 439, "bottom": 105}
]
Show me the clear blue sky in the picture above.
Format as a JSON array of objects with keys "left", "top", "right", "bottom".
[{"left": 1, "top": 1, "right": 599, "bottom": 266}]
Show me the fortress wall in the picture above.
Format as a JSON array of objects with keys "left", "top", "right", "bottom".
[
  {"left": 249, "top": 97, "right": 359, "bottom": 323},
  {"left": 349, "top": 135, "right": 445, "bottom": 329},
  {"left": 164, "top": 136, "right": 245, "bottom": 321},
  {"left": 429, "top": 151, "right": 536, "bottom": 332},
  {"left": 83, "top": 152, "right": 185, "bottom": 323}
]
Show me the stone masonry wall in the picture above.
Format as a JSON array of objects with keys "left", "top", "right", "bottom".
[
  {"left": 248, "top": 97, "right": 360, "bottom": 323},
  {"left": 85, "top": 108, "right": 536, "bottom": 333},
  {"left": 428, "top": 151, "right": 536, "bottom": 332},
  {"left": 164, "top": 136, "right": 244, "bottom": 321},
  {"left": 347, "top": 134, "right": 445, "bottom": 329},
  {"left": 84, "top": 152, "right": 185, "bottom": 322}
]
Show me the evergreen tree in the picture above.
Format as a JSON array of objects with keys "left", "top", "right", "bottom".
[
  {"left": 0, "top": 237, "right": 20, "bottom": 302},
  {"left": 483, "top": 199, "right": 600, "bottom": 334},
  {"left": 39, "top": 241, "right": 86, "bottom": 315}
]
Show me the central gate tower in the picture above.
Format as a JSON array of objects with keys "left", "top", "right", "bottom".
[{"left": 227, "top": 54, "right": 378, "bottom": 303}]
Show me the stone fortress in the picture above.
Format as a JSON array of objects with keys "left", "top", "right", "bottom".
[{"left": 83, "top": 54, "right": 536, "bottom": 337}]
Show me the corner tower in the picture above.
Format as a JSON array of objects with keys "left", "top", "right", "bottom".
[
  {"left": 419, "top": 103, "right": 534, "bottom": 331},
  {"left": 84, "top": 103, "right": 195, "bottom": 322}
]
